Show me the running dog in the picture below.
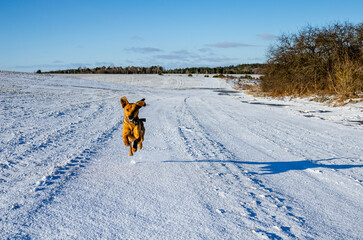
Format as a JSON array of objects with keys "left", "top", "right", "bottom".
[{"left": 120, "top": 97, "right": 146, "bottom": 156}]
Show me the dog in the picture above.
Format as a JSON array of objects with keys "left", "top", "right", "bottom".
[{"left": 120, "top": 96, "right": 146, "bottom": 156}]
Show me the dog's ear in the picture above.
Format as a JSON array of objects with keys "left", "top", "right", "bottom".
[
  {"left": 120, "top": 96, "right": 129, "bottom": 108},
  {"left": 136, "top": 98, "right": 146, "bottom": 108}
]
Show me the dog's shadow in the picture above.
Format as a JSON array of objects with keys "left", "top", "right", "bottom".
[{"left": 163, "top": 158, "right": 363, "bottom": 175}]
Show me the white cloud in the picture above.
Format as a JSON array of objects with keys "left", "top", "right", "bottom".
[
  {"left": 207, "top": 42, "right": 253, "bottom": 48},
  {"left": 257, "top": 33, "right": 279, "bottom": 40},
  {"left": 125, "top": 47, "right": 162, "bottom": 53},
  {"left": 130, "top": 36, "right": 144, "bottom": 41}
]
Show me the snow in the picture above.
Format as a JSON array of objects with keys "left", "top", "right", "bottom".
[{"left": 1, "top": 72, "right": 362, "bottom": 239}]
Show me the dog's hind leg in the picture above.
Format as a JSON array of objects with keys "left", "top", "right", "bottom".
[
  {"left": 138, "top": 125, "right": 145, "bottom": 150},
  {"left": 132, "top": 139, "right": 138, "bottom": 153},
  {"left": 138, "top": 131, "right": 144, "bottom": 150},
  {"left": 129, "top": 144, "right": 133, "bottom": 156}
]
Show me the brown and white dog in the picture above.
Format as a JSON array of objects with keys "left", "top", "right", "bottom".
[{"left": 120, "top": 96, "right": 146, "bottom": 156}]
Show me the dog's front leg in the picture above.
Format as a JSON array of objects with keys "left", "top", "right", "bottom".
[
  {"left": 133, "top": 126, "right": 140, "bottom": 139},
  {"left": 123, "top": 128, "right": 132, "bottom": 155},
  {"left": 123, "top": 135, "right": 130, "bottom": 146},
  {"left": 122, "top": 127, "right": 134, "bottom": 147},
  {"left": 127, "top": 133, "right": 137, "bottom": 156},
  {"left": 124, "top": 135, "right": 133, "bottom": 156}
]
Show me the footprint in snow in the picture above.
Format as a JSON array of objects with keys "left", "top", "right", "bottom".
[
  {"left": 180, "top": 126, "right": 193, "bottom": 132},
  {"left": 216, "top": 209, "right": 226, "bottom": 214}
]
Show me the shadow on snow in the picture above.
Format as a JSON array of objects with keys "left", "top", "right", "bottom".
[{"left": 162, "top": 158, "right": 363, "bottom": 175}]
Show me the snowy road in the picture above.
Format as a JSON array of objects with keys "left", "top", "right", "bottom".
[{"left": 1, "top": 72, "right": 362, "bottom": 239}]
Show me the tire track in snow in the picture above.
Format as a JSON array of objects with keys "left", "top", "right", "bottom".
[
  {"left": 32, "top": 118, "right": 122, "bottom": 201},
  {"left": 186, "top": 94, "right": 363, "bottom": 239},
  {"left": 2, "top": 119, "right": 123, "bottom": 239},
  {"left": 0, "top": 106, "right": 108, "bottom": 220},
  {"left": 205, "top": 97, "right": 363, "bottom": 186},
  {"left": 0, "top": 103, "right": 105, "bottom": 183},
  {"left": 219, "top": 95, "right": 360, "bottom": 162},
  {"left": 174, "top": 96, "right": 313, "bottom": 239}
]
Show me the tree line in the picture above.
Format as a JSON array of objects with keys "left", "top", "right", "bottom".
[
  {"left": 166, "top": 64, "right": 264, "bottom": 74},
  {"left": 41, "top": 64, "right": 264, "bottom": 75},
  {"left": 43, "top": 66, "right": 165, "bottom": 74}
]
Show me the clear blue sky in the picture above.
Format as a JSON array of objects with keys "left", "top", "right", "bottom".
[{"left": 1, "top": 0, "right": 362, "bottom": 72}]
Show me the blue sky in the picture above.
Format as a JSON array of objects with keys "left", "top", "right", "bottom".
[{"left": 1, "top": 0, "right": 362, "bottom": 72}]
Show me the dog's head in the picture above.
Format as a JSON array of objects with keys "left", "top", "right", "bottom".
[{"left": 120, "top": 96, "right": 146, "bottom": 122}]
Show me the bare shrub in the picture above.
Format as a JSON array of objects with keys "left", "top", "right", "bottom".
[{"left": 262, "top": 22, "right": 363, "bottom": 100}]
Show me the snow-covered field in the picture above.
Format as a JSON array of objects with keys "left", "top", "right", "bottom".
[{"left": 1, "top": 72, "right": 362, "bottom": 239}]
